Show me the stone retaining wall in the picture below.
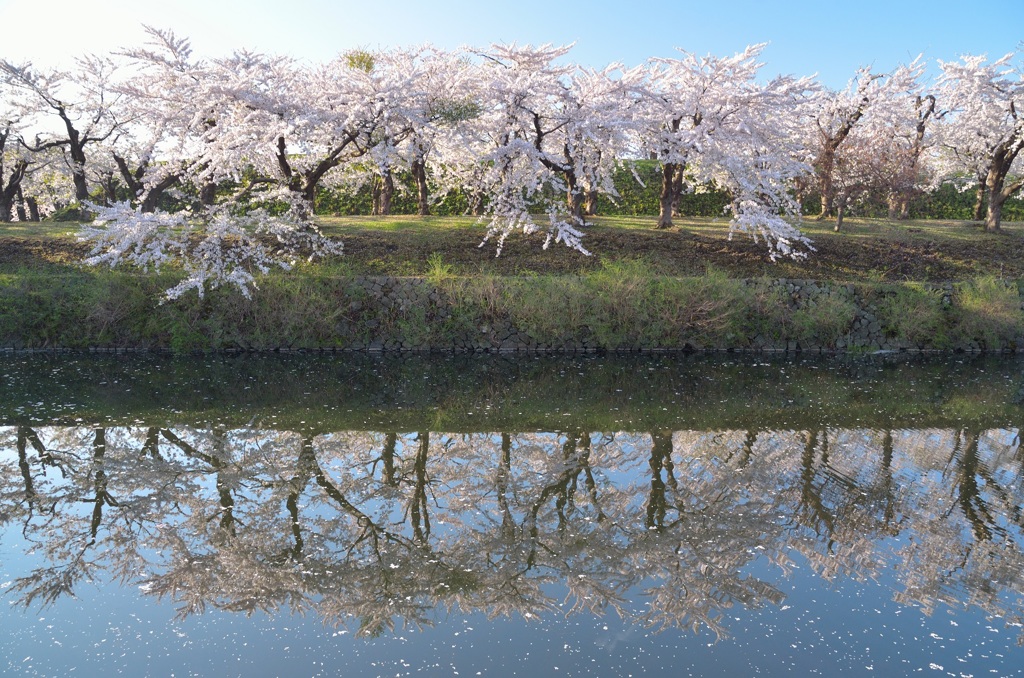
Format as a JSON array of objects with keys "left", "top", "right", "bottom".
[
  {"left": 316, "top": 276, "right": 1021, "bottom": 354},
  {"left": 3, "top": 275, "right": 1022, "bottom": 353}
]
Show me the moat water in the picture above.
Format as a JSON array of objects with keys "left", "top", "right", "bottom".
[{"left": 1, "top": 352, "right": 1023, "bottom": 676}]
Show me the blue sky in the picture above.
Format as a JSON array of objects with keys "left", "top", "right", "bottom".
[{"left": 1, "top": 0, "right": 1021, "bottom": 88}]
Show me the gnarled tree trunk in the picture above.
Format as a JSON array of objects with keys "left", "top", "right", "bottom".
[
  {"left": 411, "top": 157, "right": 429, "bottom": 216},
  {"left": 973, "top": 184, "right": 987, "bottom": 222},
  {"left": 657, "top": 162, "right": 680, "bottom": 229},
  {"left": 984, "top": 139, "right": 1024, "bottom": 232}
]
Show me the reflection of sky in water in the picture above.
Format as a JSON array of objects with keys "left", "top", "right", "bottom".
[
  {"left": 2, "top": 542, "right": 1020, "bottom": 675},
  {"left": 1, "top": 354, "right": 1024, "bottom": 674}
]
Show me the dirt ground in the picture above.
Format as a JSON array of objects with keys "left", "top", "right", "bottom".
[{"left": 2, "top": 216, "right": 1023, "bottom": 283}]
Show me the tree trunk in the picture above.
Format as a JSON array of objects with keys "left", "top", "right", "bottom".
[
  {"left": 670, "top": 166, "right": 683, "bottom": 217},
  {"left": 565, "top": 170, "right": 584, "bottom": 223},
  {"left": 71, "top": 165, "right": 90, "bottom": 202},
  {"left": 645, "top": 431, "right": 674, "bottom": 530},
  {"left": 412, "top": 158, "right": 429, "bottom": 216},
  {"left": 200, "top": 182, "right": 217, "bottom": 206},
  {"left": 817, "top": 161, "right": 835, "bottom": 220},
  {"left": 371, "top": 175, "right": 382, "bottom": 216},
  {"left": 140, "top": 174, "right": 180, "bottom": 213},
  {"left": 834, "top": 203, "right": 845, "bottom": 232},
  {"left": 584, "top": 189, "right": 598, "bottom": 217},
  {"left": 100, "top": 171, "right": 118, "bottom": 205},
  {"left": 657, "top": 162, "right": 678, "bottom": 229},
  {"left": 26, "top": 196, "right": 39, "bottom": 221},
  {"left": 985, "top": 198, "right": 1003, "bottom": 232},
  {"left": 986, "top": 166, "right": 1006, "bottom": 232},
  {"left": 381, "top": 433, "right": 398, "bottom": 487},
  {"left": 1, "top": 159, "right": 29, "bottom": 222},
  {"left": 885, "top": 193, "right": 911, "bottom": 221},
  {"left": 15, "top": 186, "right": 27, "bottom": 221},
  {"left": 376, "top": 168, "right": 391, "bottom": 214},
  {"left": 897, "top": 196, "right": 910, "bottom": 220},
  {"left": 983, "top": 139, "right": 1024, "bottom": 231},
  {"left": 973, "top": 183, "right": 986, "bottom": 222}
]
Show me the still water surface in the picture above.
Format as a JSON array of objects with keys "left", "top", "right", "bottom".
[{"left": 1, "top": 353, "right": 1023, "bottom": 676}]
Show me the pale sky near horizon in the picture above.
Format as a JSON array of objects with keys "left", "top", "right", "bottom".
[{"left": 0, "top": 0, "right": 1020, "bottom": 88}]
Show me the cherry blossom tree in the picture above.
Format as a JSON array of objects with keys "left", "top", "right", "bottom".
[
  {"left": 78, "top": 30, "right": 344, "bottom": 299},
  {"left": 394, "top": 48, "right": 483, "bottom": 216},
  {"left": 814, "top": 61, "right": 938, "bottom": 230},
  {"left": 439, "top": 44, "right": 644, "bottom": 255},
  {"left": 449, "top": 44, "right": 597, "bottom": 255},
  {"left": 937, "top": 52, "right": 1024, "bottom": 231},
  {"left": 0, "top": 116, "right": 31, "bottom": 221},
  {"left": 331, "top": 46, "right": 468, "bottom": 217},
  {"left": 642, "top": 44, "right": 815, "bottom": 258},
  {"left": 867, "top": 59, "right": 939, "bottom": 220},
  {"left": 115, "top": 26, "right": 226, "bottom": 210},
  {"left": 806, "top": 67, "right": 883, "bottom": 220},
  {"left": 0, "top": 55, "right": 125, "bottom": 203}
]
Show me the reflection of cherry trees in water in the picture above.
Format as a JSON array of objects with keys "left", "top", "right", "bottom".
[{"left": 1, "top": 423, "right": 1023, "bottom": 638}]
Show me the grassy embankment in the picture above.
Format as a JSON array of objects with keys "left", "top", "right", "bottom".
[{"left": 1, "top": 215, "right": 1023, "bottom": 351}]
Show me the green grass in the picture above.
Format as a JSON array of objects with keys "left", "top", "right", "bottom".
[
  {"left": 2, "top": 214, "right": 1024, "bottom": 352},
  {"left": 6, "top": 214, "right": 1024, "bottom": 282},
  {"left": 0, "top": 222, "right": 80, "bottom": 238},
  {"left": 873, "top": 283, "right": 950, "bottom": 348},
  {"left": 953, "top": 276, "right": 1024, "bottom": 348}
]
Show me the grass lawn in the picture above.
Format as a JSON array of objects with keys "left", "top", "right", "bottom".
[
  {"left": 310, "top": 214, "right": 1024, "bottom": 282},
  {"left": 1, "top": 214, "right": 1022, "bottom": 283}
]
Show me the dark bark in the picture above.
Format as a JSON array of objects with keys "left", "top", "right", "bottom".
[
  {"left": 114, "top": 152, "right": 181, "bottom": 212},
  {"left": 66, "top": 123, "right": 91, "bottom": 202},
  {"left": 814, "top": 87, "right": 873, "bottom": 219},
  {"left": 380, "top": 433, "right": 399, "bottom": 487},
  {"left": 88, "top": 428, "right": 115, "bottom": 544},
  {"left": 955, "top": 430, "right": 994, "bottom": 542},
  {"left": 973, "top": 183, "right": 987, "bottom": 222},
  {"left": 140, "top": 174, "right": 180, "bottom": 213},
  {"left": 25, "top": 196, "right": 39, "bottom": 221},
  {"left": 657, "top": 162, "right": 679, "bottom": 228},
  {"left": 199, "top": 182, "right": 217, "bottom": 206},
  {"left": 530, "top": 112, "right": 587, "bottom": 224},
  {"left": 99, "top": 171, "right": 118, "bottom": 205},
  {"left": 496, "top": 433, "right": 515, "bottom": 539},
  {"left": 564, "top": 168, "right": 584, "bottom": 223},
  {"left": 887, "top": 94, "right": 935, "bottom": 222},
  {"left": 670, "top": 165, "right": 684, "bottom": 217},
  {"left": 141, "top": 427, "right": 163, "bottom": 460},
  {"left": 379, "top": 169, "right": 394, "bottom": 216},
  {"left": 886, "top": 193, "right": 911, "bottom": 220},
  {"left": 17, "top": 426, "right": 46, "bottom": 506},
  {"left": 799, "top": 430, "right": 835, "bottom": 535},
  {"left": 584, "top": 189, "right": 598, "bottom": 216},
  {"left": 371, "top": 175, "right": 382, "bottom": 215},
  {"left": 984, "top": 133, "right": 1024, "bottom": 231},
  {"left": 0, "top": 156, "right": 29, "bottom": 223},
  {"left": 274, "top": 131, "right": 365, "bottom": 216},
  {"left": 411, "top": 157, "right": 429, "bottom": 216},
  {"left": 15, "top": 186, "right": 27, "bottom": 221}
]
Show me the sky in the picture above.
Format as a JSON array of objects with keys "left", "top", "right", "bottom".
[{"left": 0, "top": 0, "right": 1021, "bottom": 88}]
